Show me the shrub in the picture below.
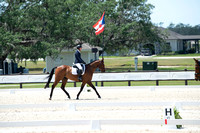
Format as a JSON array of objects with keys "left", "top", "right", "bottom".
[
  {"left": 187, "top": 48, "right": 196, "bottom": 54},
  {"left": 174, "top": 107, "right": 182, "bottom": 129}
]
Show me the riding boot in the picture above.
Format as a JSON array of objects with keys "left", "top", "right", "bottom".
[
  {"left": 78, "top": 75, "right": 82, "bottom": 82},
  {"left": 77, "top": 69, "right": 82, "bottom": 82}
]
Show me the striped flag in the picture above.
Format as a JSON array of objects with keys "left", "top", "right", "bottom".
[{"left": 93, "top": 11, "right": 105, "bottom": 35}]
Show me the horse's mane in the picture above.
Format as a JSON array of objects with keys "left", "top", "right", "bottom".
[{"left": 87, "top": 60, "right": 100, "bottom": 65}]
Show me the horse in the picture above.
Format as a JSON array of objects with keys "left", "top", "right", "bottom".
[
  {"left": 44, "top": 59, "right": 105, "bottom": 100},
  {"left": 194, "top": 58, "right": 200, "bottom": 81}
]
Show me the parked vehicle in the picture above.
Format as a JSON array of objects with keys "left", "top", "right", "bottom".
[{"left": 141, "top": 49, "right": 152, "bottom": 56}]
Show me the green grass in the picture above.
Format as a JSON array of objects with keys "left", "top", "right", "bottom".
[
  {"left": 16, "top": 53, "right": 200, "bottom": 73},
  {"left": 0, "top": 82, "right": 83, "bottom": 89},
  {"left": 104, "top": 56, "right": 199, "bottom": 72},
  {"left": 156, "top": 53, "right": 200, "bottom": 57},
  {"left": 18, "top": 61, "right": 46, "bottom": 74},
  {"left": 99, "top": 80, "right": 200, "bottom": 86},
  {"left": 103, "top": 53, "right": 200, "bottom": 58}
]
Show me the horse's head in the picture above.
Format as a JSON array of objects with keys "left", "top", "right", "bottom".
[{"left": 98, "top": 58, "right": 105, "bottom": 72}]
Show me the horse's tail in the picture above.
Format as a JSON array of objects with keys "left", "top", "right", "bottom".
[{"left": 44, "top": 67, "right": 57, "bottom": 89}]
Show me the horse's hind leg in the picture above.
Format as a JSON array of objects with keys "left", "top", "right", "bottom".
[
  {"left": 87, "top": 82, "right": 101, "bottom": 99},
  {"left": 61, "top": 77, "right": 71, "bottom": 99},
  {"left": 76, "top": 82, "right": 86, "bottom": 100}
]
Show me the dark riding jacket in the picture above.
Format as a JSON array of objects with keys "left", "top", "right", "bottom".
[{"left": 74, "top": 50, "right": 86, "bottom": 64}]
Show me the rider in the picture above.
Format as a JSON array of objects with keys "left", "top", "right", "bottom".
[{"left": 74, "top": 44, "right": 86, "bottom": 81}]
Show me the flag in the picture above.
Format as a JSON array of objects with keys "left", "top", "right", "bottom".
[{"left": 93, "top": 11, "right": 105, "bottom": 35}]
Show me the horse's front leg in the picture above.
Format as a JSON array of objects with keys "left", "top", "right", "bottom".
[
  {"left": 87, "top": 81, "right": 101, "bottom": 99},
  {"left": 76, "top": 82, "right": 86, "bottom": 100}
]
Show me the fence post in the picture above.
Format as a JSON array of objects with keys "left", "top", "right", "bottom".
[
  {"left": 184, "top": 69, "right": 188, "bottom": 85},
  {"left": 74, "top": 82, "right": 76, "bottom": 87},
  {"left": 95, "top": 82, "right": 98, "bottom": 86},
  {"left": 156, "top": 80, "right": 159, "bottom": 86},
  {"left": 128, "top": 81, "right": 131, "bottom": 86},
  {"left": 20, "top": 83, "right": 23, "bottom": 89},
  {"left": 68, "top": 104, "right": 76, "bottom": 111},
  {"left": 185, "top": 80, "right": 188, "bottom": 85},
  {"left": 90, "top": 120, "right": 101, "bottom": 130},
  {"left": 101, "top": 81, "right": 104, "bottom": 87}
]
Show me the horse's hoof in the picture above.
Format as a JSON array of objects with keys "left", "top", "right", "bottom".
[
  {"left": 49, "top": 98, "right": 52, "bottom": 100},
  {"left": 76, "top": 98, "right": 79, "bottom": 100},
  {"left": 98, "top": 96, "right": 101, "bottom": 99}
]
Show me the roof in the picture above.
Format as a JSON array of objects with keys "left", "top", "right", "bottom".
[
  {"left": 62, "top": 43, "right": 102, "bottom": 52},
  {"left": 179, "top": 35, "right": 200, "bottom": 40},
  {"left": 79, "top": 43, "right": 102, "bottom": 51},
  {"left": 159, "top": 27, "right": 200, "bottom": 40}
]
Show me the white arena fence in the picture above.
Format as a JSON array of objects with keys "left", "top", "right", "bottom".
[
  {"left": 1, "top": 119, "right": 200, "bottom": 130},
  {"left": 1, "top": 101, "right": 200, "bottom": 111},
  {"left": 1, "top": 101, "right": 200, "bottom": 129},
  {"left": 0, "top": 71, "right": 195, "bottom": 88}
]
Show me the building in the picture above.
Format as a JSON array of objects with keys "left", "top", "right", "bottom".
[
  {"left": 45, "top": 43, "right": 102, "bottom": 73},
  {"left": 142, "top": 28, "right": 200, "bottom": 55},
  {"left": 162, "top": 28, "right": 200, "bottom": 52},
  {"left": 105, "top": 28, "right": 200, "bottom": 56}
]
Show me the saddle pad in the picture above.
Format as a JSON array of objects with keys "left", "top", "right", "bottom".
[{"left": 72, "top": 64, "right": 85, "bottom": 75}]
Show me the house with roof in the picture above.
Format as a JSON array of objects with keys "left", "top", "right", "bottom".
[
  {"left": 162, "top": 28, "right": 200, "bottom": 53},
  {"left": 45, "top": 43, "right": 102, "bottom": 73},
  {"left": 144, "top": 28, "right": 200, "bottom": 55},
  {"left": 106, "top": 28, "right": 200, "bottom": 56}
]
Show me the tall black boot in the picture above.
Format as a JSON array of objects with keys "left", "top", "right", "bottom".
[
  {"left": 77, "top": 69, "right": 82, "bottom": 82},
  {"left": 78, "top": 75, "right": 82, "bottom": 82}
]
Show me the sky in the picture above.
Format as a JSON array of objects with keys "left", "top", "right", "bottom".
[{"left": 147, "top": 0, "right": 200, "bottom": 27}]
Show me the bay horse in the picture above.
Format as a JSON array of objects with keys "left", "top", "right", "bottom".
[{"left": 44, "top": 59, "right": 105, "bottom": 100}]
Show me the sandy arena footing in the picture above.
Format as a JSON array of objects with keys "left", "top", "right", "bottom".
[{"left": 0, "top": 85, "right": 200, "bottom": 133}]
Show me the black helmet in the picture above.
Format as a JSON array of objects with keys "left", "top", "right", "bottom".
[{"left": 77, "top": 44, "right": 82, "bottom": 49}]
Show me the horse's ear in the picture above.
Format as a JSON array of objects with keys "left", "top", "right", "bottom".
[{"left": 194, "top": 58, "right": 199, "bottom": 64}]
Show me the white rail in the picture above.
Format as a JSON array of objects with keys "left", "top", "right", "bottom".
[
  {"left": 0, "top": 119, "right": 200, "bottom": 129},
  {"left": 1, "top": 102, "right": 200, "bottom": 111},
  {"left": 0, "top": 71, "right": 195, "bottom": 84}
]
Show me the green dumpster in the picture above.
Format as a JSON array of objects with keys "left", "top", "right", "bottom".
[{"left": 143, "top": 61, "right": 157, "bottom": 70}]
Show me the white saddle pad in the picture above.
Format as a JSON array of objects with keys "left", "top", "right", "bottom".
[{"left": 72, "top": 63, "right": 85, "bottom": 75}]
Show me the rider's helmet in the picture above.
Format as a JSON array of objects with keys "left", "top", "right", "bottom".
[{"left": 76, "top": 44, "right": 82, "bottom": 49}]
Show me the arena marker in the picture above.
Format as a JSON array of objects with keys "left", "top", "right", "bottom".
[
  {"left": 165, "top": 119, "right": 167, "bottom": 125},
  {"left": 163, "top": 106, "right": 177, "bottom": 129}
]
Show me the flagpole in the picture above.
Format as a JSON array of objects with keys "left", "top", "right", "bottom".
[
  {"left": 102, "top": 10, "right": 105, "bottom": 59},
  {"left": 102, "top": 31, "right": 104, "bottom": 59}
]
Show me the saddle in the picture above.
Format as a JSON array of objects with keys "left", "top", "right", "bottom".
[{"left": 72, "top": 63, "right": 85, "bottom": 75}]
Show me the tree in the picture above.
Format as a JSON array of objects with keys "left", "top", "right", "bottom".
[
  {"left": 73, "top": 0, "right": 165, "bottom": 54},
  {"left": 0, "top": 0, "right": 165, "bottom": 69},
  {"left": 0, "top": 0, "right": 74, "bottom": 68},
  {"left": 168, "top": 23, "right": 200, "bottom": 35}
]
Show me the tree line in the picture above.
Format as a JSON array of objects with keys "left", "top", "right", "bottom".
[
  {"left": 168, "top": 23, "right": 200, "bottom": 35},
  {"left": 0, "top": 0, "right": 165, "bottom": 69}
]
